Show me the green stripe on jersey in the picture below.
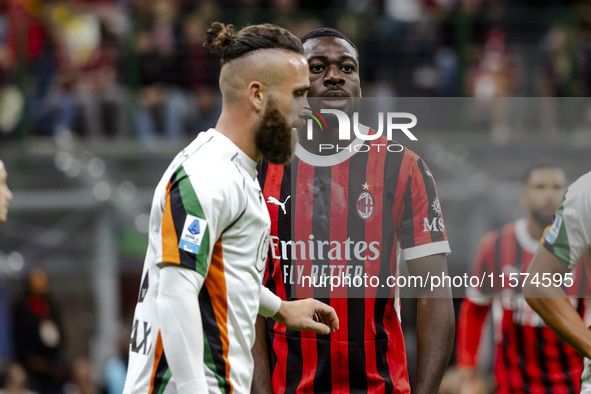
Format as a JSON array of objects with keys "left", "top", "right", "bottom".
[
  {"left": 176, "top": 166, "right": 210, "bottom": 277},
  {"left": 546, "top": 194, "right": 571, "bottom": 267},
  {"left": 157, "top": 369, "right": 172, "bottom": 394},
  {"left": 204, "top": 334, "right": 227, "bottom": 394}
]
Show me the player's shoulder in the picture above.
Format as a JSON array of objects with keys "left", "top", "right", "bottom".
[
  {"left": 187, "top": 130, "right": 247, "bottom": 174},
  {"left": 392, "top": 143, "right": 432, "bottom": 176},
  {"left": 380, "top": 139, "right": 421, "bottom": 166},
  {"left": 174, "top": 130, "right": 247, "bottom": 192},
  {"left": 570, "top": 170, "right": 591, "bottom": 187},
  {"left": 479, "top": 224, "right": 510, "bottom": 249},
  {"left": 500, "top": 220, "right": 518, "bottom": 235},
  {"left": 478, "top": 221, "right": 518, "bottom": 248},
  {"left": 490, "top": 221, "right": 517, "bottom": 237},
  {"left": 564, "top": 170, "right": 591, "bottom": 203}
]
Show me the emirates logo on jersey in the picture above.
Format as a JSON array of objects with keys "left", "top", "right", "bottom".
[{"left": 357, "top": 191, "right": 374, "bottom": 220}]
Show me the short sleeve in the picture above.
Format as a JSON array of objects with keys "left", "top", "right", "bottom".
[
  {"left": 400, "top": 158, "right": 451, "bottom": 261},
  {"left": 160, "top": 165, "right": 244, "bottom": 277},
  {"left": 543, "top": 180, "right": 591, "bottom": 270}
]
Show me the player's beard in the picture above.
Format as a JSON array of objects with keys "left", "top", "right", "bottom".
[
  {"left": 255, "top": 99, "right": 297, "bottom": 165},
  {"left": 531, "top": 209, "right": 554, "bottom": 228}
]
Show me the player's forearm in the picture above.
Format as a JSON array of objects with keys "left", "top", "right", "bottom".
[
  {"left": 525, "top": 285, "right": 591, "bottom": 358},
  {"left": 251, "top": 315, "right": 273, "bottom": 394},
  {"left": 456, "top": 299, "right": 490, "bottom": 368},
  {"left": 414, "top": 296, "right": 455, "bottom": 394},
  {"left": 156, "top": 266, "right": 208, "bottom": 393},
  {"left": 524, "top": 246, "right": 591, "bottom": 358},
  {"left": 259, "top": 286, "right": 282, "bottom": 317}
]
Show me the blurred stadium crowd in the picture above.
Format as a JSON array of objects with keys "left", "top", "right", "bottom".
[
  {"left": 0, "top": 0, "right": 591, "bottom": 141},
  {"left": 1, "top": 0, "right": 591, "bottom": 393}
]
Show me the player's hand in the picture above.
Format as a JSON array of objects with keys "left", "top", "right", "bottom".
[
  {"left": 458, "top": 368, "right": 487, "bottom": 394},
  {"left": 272, "top": 299, "right": 339, "bottom": 335}
]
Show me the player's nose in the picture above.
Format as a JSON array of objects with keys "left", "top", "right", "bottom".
[{"left": 324, "top": 65, "right": 345, "bottom": 86}]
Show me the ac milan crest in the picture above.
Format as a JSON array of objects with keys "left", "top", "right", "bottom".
[{"left": 357, "top": 191, "right": 374, "bottom": 220}]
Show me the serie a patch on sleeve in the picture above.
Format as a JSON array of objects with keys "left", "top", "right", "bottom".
[
  {"left": 179, "top": 215, "right": 208, "bottom": 254},
  {"left": 544, "top": 214, "right": 563, "bottom": 245}
]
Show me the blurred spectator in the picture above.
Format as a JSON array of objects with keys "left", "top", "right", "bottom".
[
  {"left": 75, "top": 20, "right": 126, "bottom": 138},
  {"left": 1, "top": 0, "right": 591, "bottom": 141},
  {"left": 41, "top": 3, "right": 96, "bottom": 137},
  {"left": 0, "top": 280, "right": 11, "bottom": 370},
  {"left": 0, "top": 160, "right": 12, "bottom": 224},
  {"left": 0, "top": 14, "right": 24, "bottom": 137},
  {"left": 12, "top": 269, "right": 65, "bottom": 394},
  {"left": 578, "top": 24, "right": 591, "bottom": 97},
  {"left": 179, "top": 15, "right": 220, "bottom": 135},
  {"left": 44, "top": 3, "right": 126, "bottom": 138},
  {"left": 0, "top": 159, "right": 13, "bottom": 369},
  {"left": 435, "top": 45, "right": 459, "bottom": 96},
  {"left": 133, "top": 0, "right": 189, "bottom": 142},
  {"left": 186, "top": 85, "right": 221, "bottom": 135},
  {"left": 269, "top": 0, "right": 298, "bottom": 12},
  {"left": 5, "top": 0, "right": 55, "bottom": 137},
  {"left": 538, "top": 25, "right": 575, "bottom": 134},
  {"left": 0, "top": 363, "right": 38, "bottom": 394},
  {"left": 179, "top": 15, "right": 217, "bottom": 95},
  {"left": 62, "top": 358, "right": 98, "bottom": 394},
  {"left": 541, "top": 25, "right": 575, "bottom": 97},
  {"left": 129, "top": 0, "right": 152, "bottom": 31},
  {"left": 468, "top": 28, "right": 517, "bottom": 144},
  {"left": 103, "top": 324, "right": 129, "bottom": 394},
  {"left": 469, "top": 28, "right": 516, "bottom": 98},
  {"left": 279, "top": 17, "right": 322, "bottom": 40}
]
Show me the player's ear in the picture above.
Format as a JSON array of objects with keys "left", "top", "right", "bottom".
[{"left": 248, "top": 81, "right": 265, "bottom": 112}]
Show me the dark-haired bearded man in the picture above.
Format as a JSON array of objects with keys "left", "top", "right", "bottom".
[{"left": 123, "top": 22, "right": 339, "bottom": 394}]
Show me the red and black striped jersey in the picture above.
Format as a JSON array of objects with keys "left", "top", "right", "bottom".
[
  {"left": 258, "top": 136, "right": 450, "bottom": 394},
  {"left": 457, "top": 219, "right": 589, "bottom": 394}
]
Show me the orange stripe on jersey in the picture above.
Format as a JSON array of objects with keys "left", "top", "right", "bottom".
[
  {"left": 149, "top": 331, "right": 164, "bottom": 393},
  {"left": 204, "top": 237, "right": 234, "bottom": 393},
  {"left": 161, "top": 180, "right": 181, "bottom": 264}
]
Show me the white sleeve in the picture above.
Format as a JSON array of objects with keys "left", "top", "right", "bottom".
[
  {"left": 543, "top": 173, "right": 591, "bottom": 269},
  {"left": 160, "top": 163, "right": 245, "bottom": 277},
  {"left": 259, "top": 286, "right": 282, "bottom": 317},
  {"left": 156, "top": 265, "right": 208, "bottom": 393}
]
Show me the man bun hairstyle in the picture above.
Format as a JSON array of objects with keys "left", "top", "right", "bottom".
[
  {"left": 301, "top": 27, "right": 359, "bottom": 57},
  {"left": 205, "top": 22, "right": 236, "bottom": 53},
  {"left": 205, "top": 22, "right": 304, "bottom": 65}
]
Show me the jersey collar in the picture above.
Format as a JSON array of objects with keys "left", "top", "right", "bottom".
[
  {"left": 515, "top": 218, "right": 542, "bottom": 254},
  {"left": 210, "top": 129, "right": 258, "bottom": 179}
]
